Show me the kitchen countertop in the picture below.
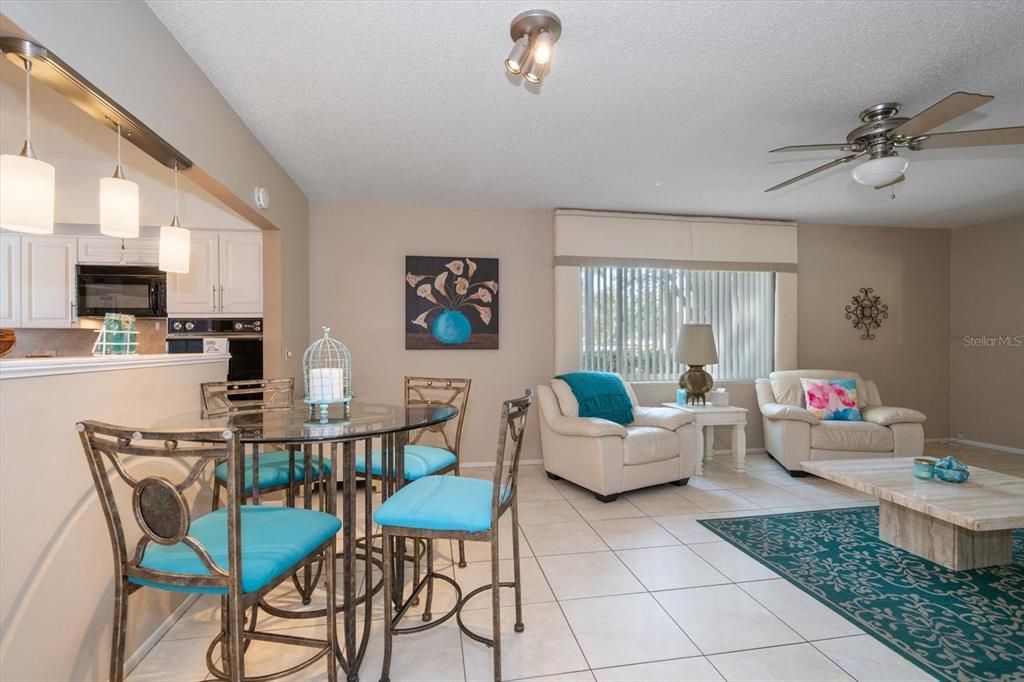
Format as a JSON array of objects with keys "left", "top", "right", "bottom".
[{"left": 0, "top": 352, "right": 230, "bottom": 380}]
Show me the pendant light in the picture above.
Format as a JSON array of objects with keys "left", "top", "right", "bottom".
[
  {"left": 158, "top": 164, "right": 190, "bottom": 273},
  {"left": 0, "top": 59, "right": 56, "bottom": 234},
  {"left": 99, "top": 122, "right": 140, "bottom": 238}
]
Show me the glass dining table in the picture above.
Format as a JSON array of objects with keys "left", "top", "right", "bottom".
[{"left": 155, "top": 399, "right": 458, "bottom": 681}]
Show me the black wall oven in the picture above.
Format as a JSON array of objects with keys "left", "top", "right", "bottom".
[
  {"left": 76, "top": 265, "right": 167, "bottom": 318},
  {"left": 166, "top": 318, "right": 263, "bottom": 383}
]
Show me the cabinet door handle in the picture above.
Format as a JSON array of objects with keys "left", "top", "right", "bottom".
[
  {"left": 70, "top": 301, "right": 76, "bottom": 327},
  {"left": 212, "top": 285, "right": 217, "bottom": 312},
  {"left": 219, "top": 285, "right": 225, "bottom": 312}
]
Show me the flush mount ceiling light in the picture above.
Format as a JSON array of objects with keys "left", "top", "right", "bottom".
[
  {"left": 0, "top": 58, "right": 55, "bottom": 234},
  {"left": 504, "top": 9, "right": 561, "bottom": 84},
  {"left": 158, "top": 164, "right": 190, "bottom": 273},
  {"left": 850, "top": 153, "right": 909, "bottom": 188},
  {"left": 100, "top": 122, "right": 140, "bottom": 238}
]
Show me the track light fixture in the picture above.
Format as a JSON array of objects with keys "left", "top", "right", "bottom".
[{"left": 504, "top": 9, "right": 561, "bottom": 84}]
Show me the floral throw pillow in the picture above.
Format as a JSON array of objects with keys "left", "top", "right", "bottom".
[{"left": 800, "top": 378, "right": 862, "bottom": 421}]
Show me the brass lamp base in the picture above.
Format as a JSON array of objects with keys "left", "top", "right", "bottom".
[{"left": 680, "top": 365, "right": 714, "bottom": 405}]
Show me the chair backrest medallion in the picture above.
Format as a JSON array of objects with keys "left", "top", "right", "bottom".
[
  {"left": 404, "top": 376, "right": 471, "bottom": 455},
  {"left": 201, "top": 378, "right": 294, "bottom": 417},
  {"left": 490, "top": 390, "right": 534, "bottom": 522},
  {"left": 77, "top": 421, "right": 243, "bottom": 591}
]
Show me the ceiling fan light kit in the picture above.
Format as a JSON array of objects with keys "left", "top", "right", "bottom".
[
  {"left": 504, "top": 9, "right": 561, "bottom": 84},
  {"left": 765, "top": 92, "right": 1024, "bottom": 192},
  {"left": 851, "top": 154, "right": 909, "bottom": 188}
]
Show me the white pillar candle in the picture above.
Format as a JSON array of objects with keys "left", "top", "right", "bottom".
[{"left": 308, "top": 367, "right": 344, "bottom": 403}]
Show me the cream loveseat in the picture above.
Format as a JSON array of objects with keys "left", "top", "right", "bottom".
[
  {"left": 755, "top": 369, "right": 926, "bottom": 476},
  {"left": 537, "top": 378, "right": 699, "bottom": 501}
]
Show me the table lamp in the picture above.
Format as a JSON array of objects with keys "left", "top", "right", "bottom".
[{"left": 675, "top": 324, "right": 718, "bottom": 405}]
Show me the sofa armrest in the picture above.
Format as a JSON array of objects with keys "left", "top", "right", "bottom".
[
  {"left": 546, "top": 414, "right": 628, "bottom": 438},
  {"left": 631, "top": 406, "right": 694, "bottom": 430},
  {"left": 861, "top": 406, "right": 926, "bottom": 426},
  {"left": 760, "top": 402, "right": 820, "bottom": 424}
]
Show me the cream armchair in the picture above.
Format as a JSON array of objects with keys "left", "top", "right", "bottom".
[
  {"left": 756, "top": 370, "right": 926, "bottom": 476},
  {"left": 537, "top": 378, "right": 698, "bottom": 502}
]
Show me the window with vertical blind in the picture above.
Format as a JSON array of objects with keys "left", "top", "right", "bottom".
[{"left": 580, "top": 267, "right": 775, "bottom": 382}]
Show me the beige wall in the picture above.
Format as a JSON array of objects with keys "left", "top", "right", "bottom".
[
  {"left": 1, "top": 1, "right": 310, "bottom": 381},
  {"left": 0, "top": 359, "right": 228, "bottom": 681},
  {"left": 797, "top": 223, "right": 951, "bottom": 439},
  {"left": 949, "top": 216, "right": 1024, "bottom": 450},
  {"left": 309, "top": 201, "right": 554, "bottom": 465}
]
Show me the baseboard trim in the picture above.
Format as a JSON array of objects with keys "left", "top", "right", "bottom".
[
  {"left": 950, "top": 438, "right": 1024, "bottom": 456},
  {"left": 711, "top": 447, "right": 767, "bottom": 456},
  {"left": 124, "top": 594, "right": 199, "bottom": 674},
  {"left": 461, "top": 458, "right": 544, "bottom": 469}
]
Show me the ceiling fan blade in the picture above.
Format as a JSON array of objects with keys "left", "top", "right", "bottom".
[
  {"left": 764, "top": 152, "right": 866, "bottom": 192},
  {"left": 769, "top": 143, "right": 858, "bottom": 153},
  {"left": 893, "top": 91, "right": 993, "bottom": 138},
  {"left": 909, "top": 126, "right": 1024, "bottom": 150}
]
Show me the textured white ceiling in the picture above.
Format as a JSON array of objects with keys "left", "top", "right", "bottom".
[{"left": 148, "top": 0, "right": 1024, "bottom": 228}]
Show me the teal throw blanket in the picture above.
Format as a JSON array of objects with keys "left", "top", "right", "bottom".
[{"left": 555, "top": 372, "right": 634, "bottom": 425}]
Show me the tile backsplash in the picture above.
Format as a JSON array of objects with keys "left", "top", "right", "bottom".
[{"left": 3, "top": 320, "right": 168, "bottom": 358}]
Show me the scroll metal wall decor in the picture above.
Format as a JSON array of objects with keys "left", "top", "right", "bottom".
[{"left": 845, "top": 287, "right": 888, "bottom": 340}]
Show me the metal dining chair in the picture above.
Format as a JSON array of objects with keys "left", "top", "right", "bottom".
[
  {"left": 356, "top": 376, "right": 471, "bottom": 575},
  {"left": 204, "top": 379, "right": 331, "bottom": 511},
  {"left": 374, "top": 390, "right": 533, "bottom": 682},
  {"left": 77, "top": 421, "right": 341, "bottom": 682}
]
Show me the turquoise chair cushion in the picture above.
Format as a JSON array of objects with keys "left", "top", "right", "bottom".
[
  {"left": 355, "top": 444, "right": 456, "bottom": 481},
  {"left": 130, "top": 506, "right": 341, "bottom": 594},
  {"left": 213, "top": 450, "right": 332, "bottom": 493},
  {"left": 373, "top": 475, "right": 503, "bottom": 533}
]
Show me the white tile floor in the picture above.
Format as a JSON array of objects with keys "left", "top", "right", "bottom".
[{"left": 131, "top": 451, "right": 952, "bottom": 682}]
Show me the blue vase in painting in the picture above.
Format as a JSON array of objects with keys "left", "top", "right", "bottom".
[{"left": 432, "top": 310, "right": 472, "bottom": 345}]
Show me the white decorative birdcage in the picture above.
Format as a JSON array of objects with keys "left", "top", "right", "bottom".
[{"left": 303, "top": 326, "right": 352, "bottom": 422}]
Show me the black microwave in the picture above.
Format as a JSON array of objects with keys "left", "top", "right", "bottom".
[{"left": 76, "top": 265, "right": 167, "bottom": 318}]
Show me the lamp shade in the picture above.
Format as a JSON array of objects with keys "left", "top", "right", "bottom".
[
  {"left": 675, "top": 323, "right": 718, "bottom": 365},
  {"left": 100, "top": 176, "right": 140, "bottom": 238},
  {"left": 0, "top": 153, "right": 55, "bottom": 234},
  {"left": 158, "top": 223, "right": 190, "bottom": 273}
]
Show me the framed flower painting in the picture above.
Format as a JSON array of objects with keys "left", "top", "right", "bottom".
[{"left": 405, "top": 256, "right": 499, "bottom": 349}]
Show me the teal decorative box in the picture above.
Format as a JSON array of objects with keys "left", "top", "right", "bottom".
[{"left": 676, "top": 388, "right": 688, "bottom": 405}]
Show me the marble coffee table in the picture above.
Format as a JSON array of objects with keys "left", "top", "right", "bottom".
[{"left": 803, "top": 458, "right": 1024, "bottom": 571}]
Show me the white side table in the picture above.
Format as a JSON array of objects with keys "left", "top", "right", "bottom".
[{"left": 661, "top": 403, "right": 748, "bottom": 475}]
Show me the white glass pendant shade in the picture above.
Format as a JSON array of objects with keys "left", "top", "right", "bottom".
[
  {"left": 532, "top": 29, "right": 553, "bottom": 65},
  {"left": 851, "top": 155, "right": 909, "bottom": 187},
  {"left": 100, "top": 174, "right": 139, "bottom": 238},
  {"left": 0, "top": 153, "right": 56, "bottom": 234},
  {"left": 159, "top": 221, "right": 190, "bottom": 273}
]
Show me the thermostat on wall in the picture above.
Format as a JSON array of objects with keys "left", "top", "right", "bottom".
[{"left": 254, "top": 186, "right": 271, "bottom": 209}]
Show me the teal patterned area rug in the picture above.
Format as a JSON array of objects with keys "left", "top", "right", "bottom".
[{"left": 698, "top": 507, "right": 1024, "bottom": 682}]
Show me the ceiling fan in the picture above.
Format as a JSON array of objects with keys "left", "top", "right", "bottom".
[{"left": 765, "top": 92, "right": 1024, "bottom": 192}]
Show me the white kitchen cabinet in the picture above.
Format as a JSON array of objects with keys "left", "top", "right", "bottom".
[
  {"left": 218, "top": 232, "right": 263, "bottom": 315},
  {"left": 20, "top": 236, "right": 76, "bottom": 328},
  {"left": 167, "top": 231, "right": 262, "bottom": 316},
  {"left": 0, "top": 234, "right": 21, "bottom": 327},
  {"left": 77, "top": 236, "right": 159, "bottom": 265},
  {"left": 166, "top": 231, "right": 219, "bottom": 314}
]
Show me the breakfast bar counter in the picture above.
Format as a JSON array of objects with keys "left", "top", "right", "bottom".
[{"left": 0, "top": 352, "right": 229, "bottom": 681}]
